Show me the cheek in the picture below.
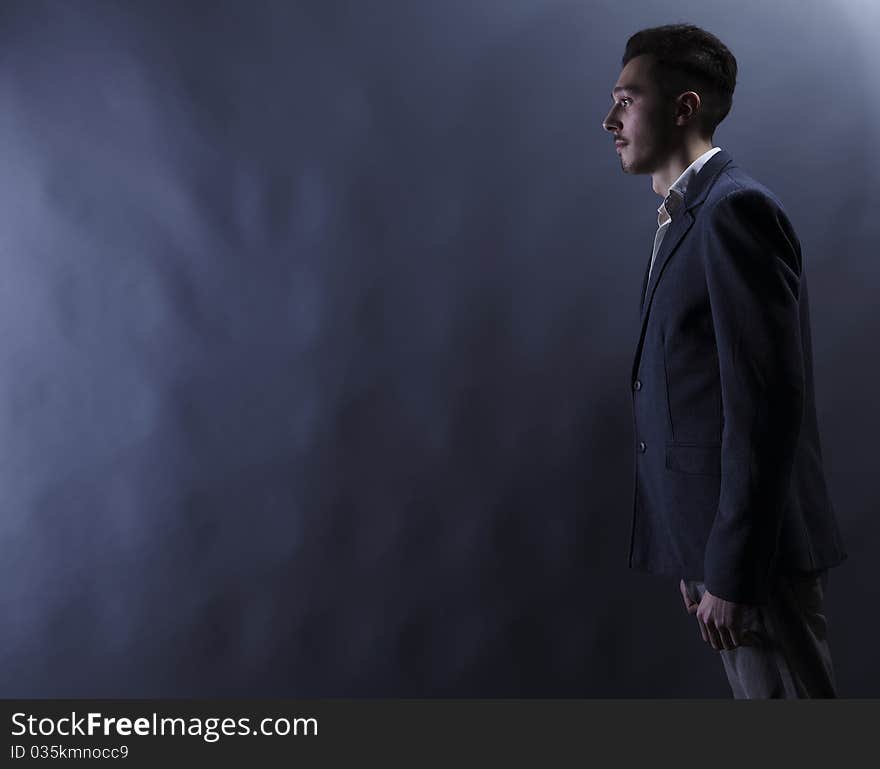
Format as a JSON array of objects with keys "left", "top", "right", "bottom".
[{"left": 628, "top": 114, "right": 645, "bottom": 137}]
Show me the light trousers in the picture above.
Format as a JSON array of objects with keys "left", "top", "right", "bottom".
[{"left": 684, "top": 570, "right": 838, "bottom": 698}]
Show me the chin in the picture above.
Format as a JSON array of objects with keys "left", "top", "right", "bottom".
[
  {"left": 623, "top": 156, "right": 650, "bottom": 175},
  {"left": 617, "top": 150, "right": 635, "bottom": 172}
]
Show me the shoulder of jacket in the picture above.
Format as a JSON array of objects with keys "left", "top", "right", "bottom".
[{"left": 704, "top": 172, "right": 785, "bottom": 218}]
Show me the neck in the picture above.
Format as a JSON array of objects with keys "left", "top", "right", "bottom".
[{"left": 651, "top": 136, "right": 715, "bottom": 197}]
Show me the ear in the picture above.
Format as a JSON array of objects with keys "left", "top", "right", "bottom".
[{"left": 675, "top": 91, "right": 702, "bottom": 126}]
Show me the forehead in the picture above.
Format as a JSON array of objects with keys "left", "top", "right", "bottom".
[{"left": 612, "top": 54, "right": 656, "bottom": 95}]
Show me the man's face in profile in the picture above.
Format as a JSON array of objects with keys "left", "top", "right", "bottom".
[{"left": 603, "top": 54, "right": 675, "bottom": 175}]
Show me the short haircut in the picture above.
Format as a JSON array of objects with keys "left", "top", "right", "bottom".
[{"left": 622, "top": 23, "right": 738, "bottom": 138}]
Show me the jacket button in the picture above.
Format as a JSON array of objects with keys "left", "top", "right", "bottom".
[
  {"left": 638, "top": 441, "right": 646, "bottom": 453},
  {"left": 633, "top": 379, "right": 642, "bottom": 391}
]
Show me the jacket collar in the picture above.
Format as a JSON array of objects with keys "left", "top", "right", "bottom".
[
  {"left": 658, "top": 146, "right": 722, "bottom": 223},
  {"left": 681, "top": 148, "right": 734, "bottom": 212}
]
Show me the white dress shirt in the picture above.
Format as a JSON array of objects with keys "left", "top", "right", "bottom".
[{"left": 646, "top": 146, "right": 722, "bottom": 287}]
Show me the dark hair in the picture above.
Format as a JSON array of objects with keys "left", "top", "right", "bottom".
[{"left": 622, "top": 24, "right": 737, "bottom": 138}]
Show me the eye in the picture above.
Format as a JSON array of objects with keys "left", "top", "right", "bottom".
[{"left": 619, "top": 98, "right": 631, "bottom": 107}]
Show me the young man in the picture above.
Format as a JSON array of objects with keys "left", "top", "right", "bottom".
[{"left": 602, "top": 24, "right": 848, "bottom": 698}]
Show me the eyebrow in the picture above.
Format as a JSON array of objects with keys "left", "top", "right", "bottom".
[{"left": 612, "top": 84, "right": 643, "bottom": 96}]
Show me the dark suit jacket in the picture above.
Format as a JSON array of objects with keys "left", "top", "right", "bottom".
[{"left": 629, "top": 148, "right": 847, "bottom": 605}]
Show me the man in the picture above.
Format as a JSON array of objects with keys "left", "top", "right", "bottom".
[{"left": 601, "top": 24, "right": 848, "bottom": 698}]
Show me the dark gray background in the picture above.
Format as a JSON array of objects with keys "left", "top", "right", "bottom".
[{"left": 0, "top": 0, "right": 876, "bottom": 697}]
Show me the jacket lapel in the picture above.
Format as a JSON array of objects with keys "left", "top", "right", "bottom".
[
  {"left": 631, "top": 149, "right": 734, "bottom": 382},
  {"left": 640, "top": 207, "right": 696, "bottom": 322},
  {"left": 640, "top": 209, "right": 695, "bottom": 317}
]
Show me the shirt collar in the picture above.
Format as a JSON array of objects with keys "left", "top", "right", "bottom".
[{"left": 658, "top": 146, "right": 722, "bottom": 225}]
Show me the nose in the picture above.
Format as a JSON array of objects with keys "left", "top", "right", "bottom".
[{"left": 602, "top": 104, "right": 621, "bottom": 134}]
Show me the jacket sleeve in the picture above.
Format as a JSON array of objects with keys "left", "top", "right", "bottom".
[{"left": 701, "top": 188, "right": 805, "bottom": 605}]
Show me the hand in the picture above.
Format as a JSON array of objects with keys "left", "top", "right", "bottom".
[
  {"left": 695, "top": 588, "right": 757, "bottom": 651},
  {"left": 679, "top": 579, "right": 699, "bottom": 615}
]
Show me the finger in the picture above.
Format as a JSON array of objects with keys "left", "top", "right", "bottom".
[
  {"left": 729, "top": 626, "right": 741, "bottom": 648},
  {"left": 680, "top": 580, "right": 694, "bottom": 610},
  {"left": 696, "top": 615, "right": 709, "bottom": 644},
  {"left": 717, "top": 625, "right": 737, "bottom": 651},
  {"left": 704, "top": 620, "right": 723, "bottom": 651},
  {"left": 681, "top": 582, "right": 700, "bottom": 613}
]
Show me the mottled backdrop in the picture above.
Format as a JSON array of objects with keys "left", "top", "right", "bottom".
[{"left": 0, "top": 0, "right": 877, "bottom": 697}]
